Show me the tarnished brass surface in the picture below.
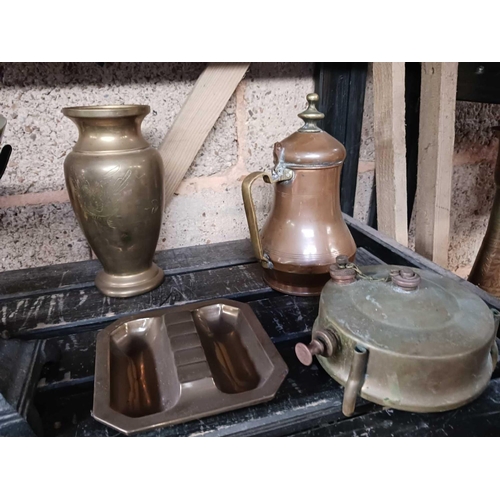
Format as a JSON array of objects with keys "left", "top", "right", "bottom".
[
  {"left": 296, "top": 264, "right": 497, "bottom": 415},
  {"left": 62, "top": 105, "right": 164, "bottom": 298},
  {"left": 241, "top": 93, "right": 356, "bottom": 296},
  {"left": 469, "top": 128, "right": 500, "bottom": 297},
  {"left": 93, "top": 299, "right": 288, "bottom": 435}
]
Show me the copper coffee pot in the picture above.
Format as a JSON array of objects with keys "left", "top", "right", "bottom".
[{"left": 242, "top": 93, "right": 356, "bottom": 296}]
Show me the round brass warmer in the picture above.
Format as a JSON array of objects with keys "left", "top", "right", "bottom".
[{"left": 296, "top": 257, "right": 499, "bottom": 416}]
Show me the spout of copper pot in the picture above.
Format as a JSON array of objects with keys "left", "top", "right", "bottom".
[{"left": 342, "top": 345, "right": 368, "bottom": 417}]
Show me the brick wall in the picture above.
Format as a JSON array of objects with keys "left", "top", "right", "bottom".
[{"left": 0, "top": 62, "right": 314, "bottom": 271}]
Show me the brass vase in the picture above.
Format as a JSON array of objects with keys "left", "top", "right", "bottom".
[
  {"left": 62, "top": 105, "right": 164, "bottom": 298},
  {"left": 469, "top": 127, "right": 500, "bottom": 297}
]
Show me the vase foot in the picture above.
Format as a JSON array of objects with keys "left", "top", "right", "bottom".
[{"left": 95, "top": 263, "right": 164, "bottom": 298}]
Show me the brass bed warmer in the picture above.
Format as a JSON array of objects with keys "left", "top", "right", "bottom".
[{"left": 295, "top": 256, "right": 499, "bottom": 417}]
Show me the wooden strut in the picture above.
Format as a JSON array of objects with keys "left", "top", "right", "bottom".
[
  {"left": 158, "top": 62, "right": 250, "bottom": 209},
  {"left": 414, "top": 62, "right": 458, "bottom": 268},
  {"left": 373, "top": 62, "right": 408, "bottom": 246}
]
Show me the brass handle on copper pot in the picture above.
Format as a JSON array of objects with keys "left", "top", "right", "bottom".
[{"left": 242, "top": 171, "right": 273, "bottom": 268}]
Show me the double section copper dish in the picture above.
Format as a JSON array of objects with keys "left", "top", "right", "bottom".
[{"left": 93, "top": 299, "right": 288, "bottom": 435}]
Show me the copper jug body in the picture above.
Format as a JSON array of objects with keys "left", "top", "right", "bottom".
[
  {"left": 62, "top": 105, "right": 164, "bottom": 298},
  {"left": 469, "top": 128, "right": 500, "bottom": 296},
  {"left": 242, "top": 94, "right": 356, "bottom": 296}
]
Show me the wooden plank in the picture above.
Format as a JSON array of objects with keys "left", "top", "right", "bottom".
[
  {"left": 0, "top": 395, "right": 35, "bottom": 437},
  {"left": 315, "top": 62, "right": 368, "bottom": 216},
  {"left": 415, "top": 62, "right": 458, "bottom": 267},
  {"left": 0, "top": 239, "right": 255, "bottom": 300},
  {"left": 160, "top": 63, "right": 249, "bottom": 206},
  {"left": 40, "top": 340, "right": 371, "bottom": 437},
  {"left": 373, "top": 62, "right": 408, "bottom": 245},
  {"left": 33, "top": 251, "right": 385, "bottom": 436},
  {"left": 0, "top": 338, "right": 57, "bottom": 436},
  {"left": 20, "top": 236, "right": 500, "bottom": 437},
  {"left": 1, "top": 262, "right": 272, "bottom": 339},
  {"left": 0, "top": 244, "right": 381, "bottom": 339},
  {"left": 369, "top": 63, "right": 422, "bottom": 229},
  {"left": 294, "top": 375, "right": 500, "bottom": 437},
  {"left": 344, "top": 213, "right": 500, "bottom": 310},
  {"left": 34, "top": 250, "right": 383, "bottom": 390},
  {"left": 35, "top": 295, "right": 320, "bottom": 391}
]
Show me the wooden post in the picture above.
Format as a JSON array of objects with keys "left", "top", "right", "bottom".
[
  {"left": 373, "top": 62, "right": 408, "bottom": 245},
  {"left": 314, "top": 62, "right": 368, "bottom": 216},
  {"left": 159, "top": 63, "right": 250, "bottom": 208},
  {"left": 414, "top": 62, "right": 458, "bottom": 267}
]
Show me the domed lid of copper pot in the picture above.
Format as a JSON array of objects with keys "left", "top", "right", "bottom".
[{"left": 273, "top": 93, "right": 346, "bottom": 167}]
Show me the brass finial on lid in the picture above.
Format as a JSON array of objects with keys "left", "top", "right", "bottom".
[{"left": 298, "top": 93, "right": 324, "bottom": 133}]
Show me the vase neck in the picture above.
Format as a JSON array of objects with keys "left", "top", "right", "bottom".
[
  {"left": 62, "top": 106, "right": 151, "bottom": 153},
  {"left": 69, "top": 115, "right": 150, "bottom": 153}
]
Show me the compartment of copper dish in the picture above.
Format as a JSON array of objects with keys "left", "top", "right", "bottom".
[{"left": 93, "top": 299, "right": 288, "bottom": 435}]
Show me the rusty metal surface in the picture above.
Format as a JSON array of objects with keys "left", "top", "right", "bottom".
[
  {"left": 93, "top": 299, "right": 288, "bottom": 435},
  {"left": 298, "top": 265, "right": 497, "bottom": 415}
]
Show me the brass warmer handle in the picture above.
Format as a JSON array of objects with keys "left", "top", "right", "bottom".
[{"left": 241, "top": 171, "right": 274, "bottom": 269}]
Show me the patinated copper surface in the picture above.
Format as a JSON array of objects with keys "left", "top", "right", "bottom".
[
  {"left": 93, "top": 299, "right": 288, "bottom": 435},
  {"left": 242, "top": 93, "right": 356, "bottom": 296},
  {"left": 296, "top": 261, "right": 498, "bottom": 416},
  {"left": 469, "top": 128, "right": 500, "bottom": 297},
  {"left": 62, "top": 105, "right": 164, "bottom": 298}
]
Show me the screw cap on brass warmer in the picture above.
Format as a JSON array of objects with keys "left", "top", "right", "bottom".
[
  {"left": 391, "top": 268, "right": 421, "bottom": 290},
  {"left": 329, "top": 255, "right": 356, "bottom": 284}
]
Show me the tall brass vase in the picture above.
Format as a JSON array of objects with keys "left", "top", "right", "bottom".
[
  {"left": 62, "top": 105, "right": 164, "bottom": 298},
  {"left": 469, "top": 128, "right": 500, "bottom": 297}
]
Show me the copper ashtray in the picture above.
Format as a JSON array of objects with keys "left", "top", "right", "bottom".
[{"left": 92, "top": 299, "right": 288, "bottom": 435}]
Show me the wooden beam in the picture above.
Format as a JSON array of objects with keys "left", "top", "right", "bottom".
[
  {"left": 415, "top": 62, "right": 458, "bottom": 267},
  {"left": 159, "top": 63, "right": 250, "bottom": 208},
  {"left": 314, "top": 62, "right": 368, "bottom": 216},
  {"left": 373, "top": 62, "right": 408, "bottom": 245}
]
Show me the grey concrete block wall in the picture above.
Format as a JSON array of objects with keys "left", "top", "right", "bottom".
[
  {"left": 0, "top": 62, "right": 313, "bottom": 271},
  {"left": 1, "top": 62, "right": 499, "bottom": 277}
]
